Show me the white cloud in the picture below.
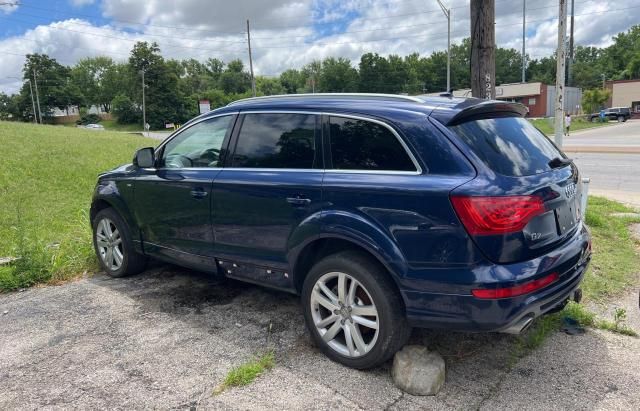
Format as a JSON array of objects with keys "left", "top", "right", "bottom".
[
  {"left": 1, "top": 0, "right": 639, "bottom": 94},
  {"left": 69, "top": 0, "right": 96, "bottom": 7},
  {"left": 0, "top": 1, "right": 19, "bottom": 15}
]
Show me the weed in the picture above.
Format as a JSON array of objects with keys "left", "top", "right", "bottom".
[{"left": 213, "top": 351, "right": 275, "bottom": 395}]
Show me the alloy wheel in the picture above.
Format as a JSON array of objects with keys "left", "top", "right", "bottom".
[
  {"left": 310, "top": 271, "right": 379, "bottom": 358},
  {"left": 96, "top": 218, "right": 124, "bottom": 271}
]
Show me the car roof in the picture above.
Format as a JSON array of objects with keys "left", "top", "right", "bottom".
[{"left": 195, "top": 93, "right": 527, "bottom": 127}]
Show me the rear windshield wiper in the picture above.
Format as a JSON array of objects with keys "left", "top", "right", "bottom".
[{"left": 548, "top": 157, "right": 573, "bottom": 169}]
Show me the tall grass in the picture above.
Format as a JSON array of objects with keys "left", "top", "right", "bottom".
[{"left": 0, "top": 121, "right": 156, "bottom": 291}]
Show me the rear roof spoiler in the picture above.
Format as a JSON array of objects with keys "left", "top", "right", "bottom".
[{"left": 442, "top": 101, "right": 528, "bottom": 126}]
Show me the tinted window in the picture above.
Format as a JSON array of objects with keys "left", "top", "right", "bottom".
[
  {"left": 161, "top": 116, "right": 232, "bottom": 168},
  {"left": 231, "top": 113, "right": 316, "bottom": 169},
  {"left": 450, "top": 117, "right": 563, "bottom": 176},
  {"left": 329, "top": 116, "right": 416, "bottom": 171}
]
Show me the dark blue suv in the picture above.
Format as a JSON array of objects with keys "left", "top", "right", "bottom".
[{"left": 91, "top": 94, "right": 591, "bottom": 369}]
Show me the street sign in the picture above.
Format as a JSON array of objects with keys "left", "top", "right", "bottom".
[{"left": 199, "top": 99, "right": 211, "bottom": 114}]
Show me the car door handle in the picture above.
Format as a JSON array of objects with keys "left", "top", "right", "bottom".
[
  {"left": 190, "top": 188, "right": 208, "bottom": 199},
  {"left": 286, "top": 196, "right": 311, "bottom": 206}
]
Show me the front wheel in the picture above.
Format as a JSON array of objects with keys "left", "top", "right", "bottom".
[
  {"left": 301, "top": 251, "right": 411, "bottom": 369},
  {"left": 92, "top": 208, "right": 147, "bottom": 277}
]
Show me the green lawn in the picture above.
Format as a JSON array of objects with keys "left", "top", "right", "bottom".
[
  {"left": 0, "top": 121, "right": 156, "bottom": 290},
  {"left": 529, "top": 117, "right": 614, "bottom": 135}
]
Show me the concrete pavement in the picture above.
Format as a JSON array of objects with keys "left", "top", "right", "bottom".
[{"left": 1, "top": 266, "right": 639, "bottom": 410}]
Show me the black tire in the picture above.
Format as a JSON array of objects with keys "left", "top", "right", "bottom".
[
  {"left": 301, "top": 250, "right": 411, "bottom": 369},
  {"left": 591, "top": 116, "right": 598, "bottom": 123},
  {"left": 92, "top": 208, "right": 147, "bottom": 277},
  {"left": 617, "top": 116, "right": 624, "bottom": 122}
]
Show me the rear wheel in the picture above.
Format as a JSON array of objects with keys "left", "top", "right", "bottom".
[
  {"left": 591, "top": 116, "right": 598, "bottom": 123},
  {"left": 301, "top": 251, "right": 411, "bottom": 369},
  {"left": 92, "top": 208, "right": 147, "bottom": 277},
  {"left": 617, "top": 116, "right": 625, "bottom": 122}
]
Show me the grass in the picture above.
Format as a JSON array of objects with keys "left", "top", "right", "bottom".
[
  {"left": 515, "top": 196, "right": 640, "bottom": 354},
  {"left": 213, "top": 351, "right": 275, "bottom": 395},
  {"left": 529, "top": 117, "right": 613, "bottom": 135},
  {"left": 0, "top": 121, "right": 156, "bottom": 291}
]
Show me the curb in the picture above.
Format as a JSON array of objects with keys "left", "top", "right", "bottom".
[{"left": 563, "top": 146, "right": 640, "bottom": 154}]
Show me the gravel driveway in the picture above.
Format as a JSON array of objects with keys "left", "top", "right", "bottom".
[{"left": 1, "top": 265, "right": 639, "bottom": 410}]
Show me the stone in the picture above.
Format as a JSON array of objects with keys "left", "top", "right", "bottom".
[{"left": 391, "top": 345, "right": 446, "bottom": 396}]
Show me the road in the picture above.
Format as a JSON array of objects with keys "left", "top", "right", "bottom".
[
  {"left": 564, "top": 120, "right": 640, "bottom": 207},
  {"left": 564, "top": 119, "right": 640, "bottom": 151},
  {"left": 1, "top": 266, "right": 639, "bottom": 410}
]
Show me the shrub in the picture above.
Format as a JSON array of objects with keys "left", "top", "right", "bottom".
[
  {"left": 75, "top": 113, "right": 102, "bottom": 125},
  {"left": 111, "top": 94, "right": 141, "bottom": 124}
]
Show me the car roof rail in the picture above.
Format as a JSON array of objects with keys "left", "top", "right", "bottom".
[{"left": 226, "top": 93, "right": 425, "bottom": 106}]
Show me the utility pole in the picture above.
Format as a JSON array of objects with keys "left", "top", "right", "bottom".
[
  {"left": 140, "top": 69, "right": 146, "bottom": 133},
  {"left": 436, "top": 0, "right": 451, "bottom": 92},
  {"left": 27, "top": 79, "right": 37, "bottom": 124},
  {"left": 567, "top": 0, "right": 575, "bottom": 87},
  {"left": 522, "top": 0, "right": 526, "bottom": 83},
  {"left": 247, "top": 19, "right": 256, "bottom": 97},
  {"left": 32, "top": 69, "right": 42, "bottom": 124},
  {"left": 554, "top": 0, "right": 568, "bottom": 148},
  {"left": 470, "top": 0, "right": 495, "bottom": 99},
  {"left": 601, "top": 73, "right": 606, "bottom": 90}
]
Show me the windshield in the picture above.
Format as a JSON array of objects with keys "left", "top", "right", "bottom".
[{"left": 450, "top": 117, "right": 564, "bottom": 177}]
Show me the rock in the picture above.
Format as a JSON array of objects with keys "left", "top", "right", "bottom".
[
  {"left": 391, "top": 345, "right": 446, "bottom": 396},
  {"left": 2, "top": 311, "right": 8, "bottom": 315}
]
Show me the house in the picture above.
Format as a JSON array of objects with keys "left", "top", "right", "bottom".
[
  {"left": 605, "top": 79, "right": 640, "bottom": 118},
  {"left": 425, "top": 82, "right": 583, "bottom": 117}
]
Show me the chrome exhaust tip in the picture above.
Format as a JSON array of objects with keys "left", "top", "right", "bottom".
[{"left": 502, "top": 315, "right": 535, "bottom": 335}]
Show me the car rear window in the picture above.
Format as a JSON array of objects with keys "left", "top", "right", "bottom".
[{"left": 450, "top": 116, "right": 563, "bottom": 176}]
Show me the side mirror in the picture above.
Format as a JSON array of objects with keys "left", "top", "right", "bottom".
[{"left": 133, "top": 147, "right": 155, "bottom": 168}]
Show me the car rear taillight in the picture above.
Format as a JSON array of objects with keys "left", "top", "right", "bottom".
[
  {"left": 450, "top": 195, "right": 546, "bottom": 235},
  {"left": 472, "top": 272, "right": 559, "bottom": 299}
]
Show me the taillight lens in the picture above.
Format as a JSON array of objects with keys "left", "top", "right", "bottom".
[
  {"left": 451, "top": 195, "right": 546, "bottom": 235},
  {"left": 472, "top": 272, "right": 559, "bottom": 299}
]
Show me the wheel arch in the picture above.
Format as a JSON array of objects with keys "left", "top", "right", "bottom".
[
  {"left": 90, "top": 185, "right": 141, "bottom": 253},
  {"left": 290, "top": 234, "right": 409, "bottom": 311}
]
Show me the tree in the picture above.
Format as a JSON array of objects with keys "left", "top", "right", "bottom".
[
  {"left": 279, "top": 69, "right": 306, "bottom": 94},
  {"left": 111, "top": 94, "right": 141, "bottom": 124},
  {"left": 18, "top": 54, "right": 78, "bottom": 121},
  {"left": 128, "top": 42, "right": 189, "bottom": 128},
  {"left": 256, "top": 76, "right": 285, "bottom": 96},
  {"left": 71, "top": 57, "right": 122, "bottom": 112},
  {"left": 318, "top": 57, "right": 358, "bottom": 92},
  {"left": 0, "top": 92, "right": 21, "bottom": 120},
  {"left": 581, "top": 89, "right": 611, "bottom": 114},
  {"left": 219, "top": 59, "right": 251, "bottom": 94}
]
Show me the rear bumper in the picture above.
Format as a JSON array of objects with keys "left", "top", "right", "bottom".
[{"left": 403, "top": 224, "right": 591, "bottom": 332}]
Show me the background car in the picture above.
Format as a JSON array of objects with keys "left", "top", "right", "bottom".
[
  {"left": 85, "top": 123, "right": 105, "bottom": 130},
  {"left": 589, "top": 107, "right": 631, "bottom": 122}
]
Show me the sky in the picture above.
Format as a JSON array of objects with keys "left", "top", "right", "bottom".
[{"left": 0, "top": 0, "right": 639, "bottom": 94}]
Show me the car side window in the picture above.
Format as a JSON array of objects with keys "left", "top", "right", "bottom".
[
  {"left": 231, "top": 113, "right": 316, "bottom": 169},
  {"left": 328, "top": 116, "right": 416, "bottom": 172},
  {"left": 161, "top": 116, "right": 233, "bottom": 168}
]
